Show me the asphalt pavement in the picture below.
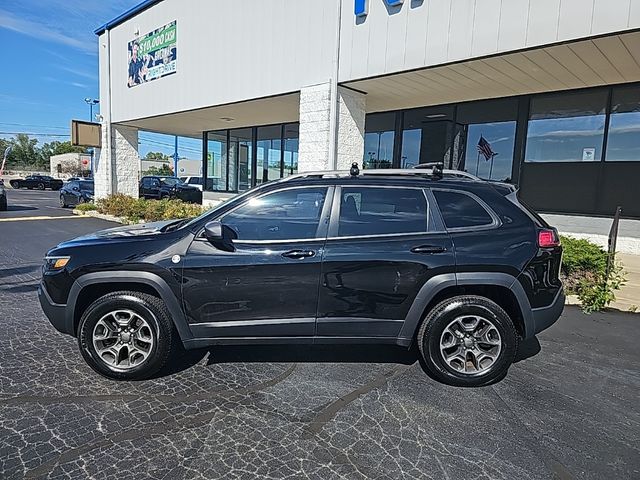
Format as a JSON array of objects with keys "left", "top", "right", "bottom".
[{"left": 0, "top": 189, "right": 639, "bottom": 480}]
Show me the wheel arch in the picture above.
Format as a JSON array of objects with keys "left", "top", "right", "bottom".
[
  {"left": 397, "top": 273, "right": 534, "bottom": 347},
  {"left": 66, "top": 272, "right": 193, "bottom": 342}
]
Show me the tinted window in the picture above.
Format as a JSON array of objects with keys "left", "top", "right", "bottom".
[
  {"left": 141, "top": 177, "right": 154, "bottom": 188},
  {"left": 433, "top": 190, "right": 494, "bottom": 229},
  {"left": 78, "top": 181, "right": 94, "bottom": 192},
  {"left": 338, "top": 187, "right": 431, "bottom": 237},
  {"left": 223, "top": 188, "right": 327, "bottom": 241}
]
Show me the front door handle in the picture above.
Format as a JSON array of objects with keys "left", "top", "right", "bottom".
[
  {"left": 411, "top": 245, "right": 447, "bottom": 254},
  {"left": 282, "top": 249, "right": 316, "bottom": 260}
]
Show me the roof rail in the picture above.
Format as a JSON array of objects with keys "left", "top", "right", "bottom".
[{"left": 278, "top": 168, "right": 483, "bottom": 183}]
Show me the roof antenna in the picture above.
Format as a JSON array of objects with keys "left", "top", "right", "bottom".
[{"left": 350, "top": 162, "right": 360, "bottom": 177}]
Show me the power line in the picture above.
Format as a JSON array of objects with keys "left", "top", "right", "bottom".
[
  {"left": 0, "top": 132, "right": 69, "bottom": 137},
  {"left": 0, "top": 122, "right": 69, "bottom": 130}
]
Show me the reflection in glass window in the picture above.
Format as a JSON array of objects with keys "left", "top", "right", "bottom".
[
  {"left": 283, "top": 124, "right": 299, "bottom": 177},
  {"left": 525, "top": 90, "right": 607, "bottom": 163},
  {"left": 463, "top": 122, "right": 516, "bottom": 182},
  {"left": 206, "top": 131, "right": 227, "bottom": 191},
  {"left": 257, "top": 126, "right": 282, "bottom": 184},
  {"left": 338, "top": 187, "right": 433, "bottom": 237},
  {"left": 433, "top": 190, "right": 494, "bottom": 229},
  {"left": 401, "top": 107, "right": 454, "bottom": 168},
  {"left": 606, "top": 85, "right": 640, "bottom": 162},
  {"left": 223, "top": 188, "right": 327, "bottom": 241},
  {"left": 364, "top": 113, "right": 395, "bottom": 169},
  {"left": 229, "top": 128, "right": 252, "bottom": 192}
]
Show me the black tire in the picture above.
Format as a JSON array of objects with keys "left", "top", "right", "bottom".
[
  {"left": 77, "top": 291, "right": 176, "bottom": 380},
  {"left": 59, "top": 195, "right": 68, "bottom": 208},
  {"left": 37, "top": 183, "right": 45, "bottom": 190},
  {"left": 416, "top": 295, "right": 518, "bottom": 387},
  {"left": 0, "top": 198, "right": 6, "bottom": 211}
]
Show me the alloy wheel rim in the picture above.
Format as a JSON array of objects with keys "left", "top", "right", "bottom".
[
  {"left": 439, "top": 314, "right": 502, "bottom": 376},
  {"left": 92, "top": 309, "right": 155, "bottom": 370}
]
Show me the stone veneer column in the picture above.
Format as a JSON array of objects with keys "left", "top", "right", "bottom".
[
  {"left": 94, "top": 124, "right": 140, "bottom": 199},
  {"left": 298, "top": 83, "right": 366, "bottom": 173}
]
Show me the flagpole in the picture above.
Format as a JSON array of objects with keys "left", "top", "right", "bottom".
[
  {"left": 476, "top": 151, "right": 480, "bottom": 176},
  {"left": 489, "top": 154, "right": 495, "bottom": 179}
]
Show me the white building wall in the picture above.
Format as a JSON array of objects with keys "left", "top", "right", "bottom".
[
  {"left": 339, "top": 0, "right": 640, "bottom": 82},
  {"left": 104, "top": 0, "right": 338, "bottom": 123}
]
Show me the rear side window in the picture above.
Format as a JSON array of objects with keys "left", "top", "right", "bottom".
[
  {"left": 433, "top": 190, "right": 495, "bottom": 229},
  {"left": 338, "top": 187, "right": 433, "bottom": 237}
]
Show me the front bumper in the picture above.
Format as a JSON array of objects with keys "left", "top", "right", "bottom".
[
  {"left": 38, "top": 283, "right": 73, "bottom": 336},
  {"left": 531, "top": 288, "right": 565, "bottom": 335}
]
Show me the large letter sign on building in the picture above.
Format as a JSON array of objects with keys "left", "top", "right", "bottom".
[{"left": 355, "top": 0, "right": 404, "bottom": 18}]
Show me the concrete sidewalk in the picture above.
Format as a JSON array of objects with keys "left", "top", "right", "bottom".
[{"left": 615, "top": 253, "right": 640, "bottom": 312}]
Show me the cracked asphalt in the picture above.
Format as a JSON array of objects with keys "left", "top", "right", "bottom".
[{"left": 1, "top": 189, "right": 639, "bottom": 479}]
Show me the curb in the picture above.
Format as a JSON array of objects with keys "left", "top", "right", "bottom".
[{"left": 72, "top": 209, "right": 134, "bottom": 224}]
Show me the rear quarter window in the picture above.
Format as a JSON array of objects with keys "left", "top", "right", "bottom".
[{"left": 433, "top": 190, "right": 496, "bottom": 230}]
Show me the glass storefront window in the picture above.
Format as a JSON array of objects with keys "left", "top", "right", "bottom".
[
  {"left": 455, "top": 99, "right": 517, "bottom": 182},
  {"left": 364, "top": 113, "right": 395, "bottom": 169},
  {"left": 257, "top": 125, "right": 282, "bottom": 184},
  {"left": 606, "top": 85, "right": 640, "bottom": 162},
  {"left": 401, "top": 106, "right": 454, "bottom": 168},
  {"left": 283, "top": 124, "right": 299, "bottom": 177},
  {"left": 525, "top": 90, "right": 608, "bottom": 163},
  {"left": 206, "top": 131, "right": 227, "bottom": 191},
  {"left": 229, "top": 128, "right": 252, "bottom": 191}
]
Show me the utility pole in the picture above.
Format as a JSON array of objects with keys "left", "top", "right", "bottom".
[{"left": 173, "top": 136, "right": 179, "bottom": 177}]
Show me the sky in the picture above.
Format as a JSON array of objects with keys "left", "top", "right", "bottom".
[{"left": 0, "top": 0, "right": 202, "bottom": 160}]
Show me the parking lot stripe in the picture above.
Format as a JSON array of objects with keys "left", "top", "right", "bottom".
[{"left": 0, "top": 215, "right": 87, "bottom": 222}]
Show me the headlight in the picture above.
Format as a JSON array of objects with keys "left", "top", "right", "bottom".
[{"left": 45, "top": 256, "right": 70, "bottom": 270}]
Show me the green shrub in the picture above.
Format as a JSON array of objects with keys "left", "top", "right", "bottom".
[
  {"left": 560, "top": 235, "right": 626, "bottom": 313},
  {"left": 75, "top": 202, "right": 97, "bottom": 212},
  {"left": 95, "top": 194, "right": 206, "bottom": 224}
]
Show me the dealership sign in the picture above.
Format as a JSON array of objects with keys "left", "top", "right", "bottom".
[
  {"left": 355, "top": 0, "right": 404, "bottom": 17},
  {"left": 127, "top": 21, "right": 177, "bottom": 88}
]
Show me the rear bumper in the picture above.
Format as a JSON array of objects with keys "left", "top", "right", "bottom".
[
  {"left": 530, "top": 288, "right": 565, "bottom": 336},
  {"left": 38, "top": 283, "right": 73, "bottom": 336}
]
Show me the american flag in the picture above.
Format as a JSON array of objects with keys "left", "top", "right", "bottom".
[{"left": 477, "top": 136, "right": 497, "bottom": 161}]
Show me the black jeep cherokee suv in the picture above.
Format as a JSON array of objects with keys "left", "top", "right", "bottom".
[{"left": 39, "top": 166, "right": 564, "bottom": 387}]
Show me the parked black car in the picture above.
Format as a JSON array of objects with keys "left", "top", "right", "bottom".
[
  {"left": 59, "top": 180, "right": 94, "bottom": 208},
  {"left": 139, "top": 176, "right": 202, "bottom": 204},
  {"left": 0, "top": 179, "right": 7, "bottom": 211},
  {"left": 10, "top": 175, "right": 63, "bottom": 190},
  {"left": 39, "top": 166, "right": 564, "bottom": 387}
]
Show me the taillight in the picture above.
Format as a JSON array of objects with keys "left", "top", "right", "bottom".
[{"left": 538, "top": 229, "right": 560, "bottom": 248}]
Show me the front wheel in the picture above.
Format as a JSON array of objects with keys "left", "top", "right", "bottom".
[
  {"left": 59, "top": 195, "right": 68, "bottom": 208},
  {"left": 77, "top": 291, "right": 176, "bottom": 380},
  {"left": 37, "top": 183, "right": 45, "bottom": 190},
  {"left": 417, "top": 295, "right": 518, "bottom": 387}
]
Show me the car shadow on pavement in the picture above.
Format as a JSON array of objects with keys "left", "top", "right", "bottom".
[
  {"left": 4, "top": 205, "right": 38, "bottom": 212},
  {"left": 157, "top": 337, "right": 541, "bottom": 379}
]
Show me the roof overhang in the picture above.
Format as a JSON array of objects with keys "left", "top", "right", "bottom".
[
  {"left": 116, "top": 93, "right": 301, "bottom": 137},
  {"left": 343, "top": 31, "right": 640, "bottom": 113}
]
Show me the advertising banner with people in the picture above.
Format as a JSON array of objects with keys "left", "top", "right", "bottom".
[{"left": 127, "top": 21, "right": 177, "bottom": 87}]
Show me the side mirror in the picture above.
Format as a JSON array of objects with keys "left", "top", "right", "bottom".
[
  {"left": 204, "top": 221, "right": 224, "bottom": 242},
  {"left": 203, "top": 221, "right": 235, "bottom": 252}
]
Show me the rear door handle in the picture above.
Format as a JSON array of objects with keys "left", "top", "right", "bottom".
[
  {"left": 411, "top": 245, "right": 447, "bottom": 254},
  {"left": 282, "top": 249, "right": 316, "bottom": 260}
]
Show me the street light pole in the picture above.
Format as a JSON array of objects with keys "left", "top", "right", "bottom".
[{"left": 84, "top": 98, "right": 100, "bottom": 177}]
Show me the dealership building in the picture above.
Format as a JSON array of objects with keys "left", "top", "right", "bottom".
[{"left": 95, "top": 0, "right": 640, "bottom": 218}]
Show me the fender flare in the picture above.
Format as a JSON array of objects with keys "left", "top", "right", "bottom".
[
  {"left": 397, "top": 272, "right": 534, "bottom": 345},
  {"left": 65, "top": 271, "right": 193, "bottom": 342}
]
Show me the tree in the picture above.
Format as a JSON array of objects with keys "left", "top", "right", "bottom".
[
  {"left": 41, "top": 141, "right": 86, "bottom": 159},
  {"left": 143, "top": 164, "right": 174, "bottom": 176},
  {"left": 8, "top": 134, "right": 44, "bottom": 169},
  {"left": 144, "top": 151, "right": 170, "bottom": 161}
]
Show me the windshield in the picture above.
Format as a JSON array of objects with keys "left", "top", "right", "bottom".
[
  {"left": 159, "top": 177, "right": 184, "bottom": 187},
  {"left": 78, "top": 181, "right": 94, "bottom": 192}
]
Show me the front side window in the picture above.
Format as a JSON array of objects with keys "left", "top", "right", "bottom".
[
  {"left": 337, "top": 187, "right": 432, "bottom": 237},
  {"left": 433, "top": 190, "right": 495, "bottom": 230},
  {"left": 223, "top": 188, "right": 327, "bottom": 241}
]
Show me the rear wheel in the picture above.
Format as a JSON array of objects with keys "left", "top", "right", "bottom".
[
  {"left": 77, "top": 291, "right": 175, "bottom": 380},
  {"left": 417, "top": 295, "right": 518, "bottom": 387},
  {"left": 37, "top": 183, "right": 45, "bottom": 190}
]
